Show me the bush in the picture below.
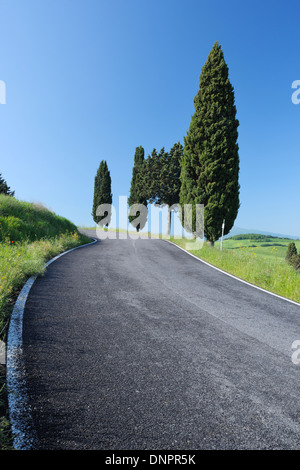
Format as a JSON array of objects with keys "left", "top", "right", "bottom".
[
  {"left": 261, "top": 243, "right": 285, "bottom": 247},
  {"left": 293, "top": 254, "right": 300, "bottom": 271},
  {"left": 286, "top": 242, "right": 298, "bottom": 265},
  {"left": 229, "top": 234, "right": 275, "bottom": 241}
]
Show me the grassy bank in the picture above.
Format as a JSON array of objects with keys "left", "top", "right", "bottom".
[
  {"left": 0, "top": 195, "right": 92, "bottom": 449},
  {"left": 170, "top": 234, "right": 300, "bottom": 304}
]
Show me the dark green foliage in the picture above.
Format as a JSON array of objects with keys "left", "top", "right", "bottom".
[
  {"left": 136, "top": 143, "right": 183, "bottom": 233},
  {"left": 143, "top": 148, "right": 164, "bottom": 204},
  {"left": 153, "top": 143, "right": 183, "bottom": 207},
  {"left": 229, "top": 234, "right": 279, "bottom": 241},
  {"left": 92, "top": 160, "right": 112, "bottom": 227},
  {"left": 229, "top": 234, "right": 289, "bottom": 242},
  {"left": 136, "top": 143, "right": 183, "bottom": 203},
  {"left": 286, "top": 242, "right": 298, "bottom": 265},
  {"left": 0, "top": 174, "right": 14, "bottom": 197},
  {"left": 128, "top": 146, "right": 148, "bottom": 231},
  {"left": 293, "top": 254, "right": 300, "bottom": 271},
  {"left": 180, "top": 41, "right": 240, "bottom": 243},
  {"left": 260, "top": 243, "right": 285, "bottom": 247}
]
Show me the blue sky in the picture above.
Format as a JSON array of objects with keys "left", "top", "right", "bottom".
[{"left": 0, "top": 0, "right": 299, "bottom": 236}]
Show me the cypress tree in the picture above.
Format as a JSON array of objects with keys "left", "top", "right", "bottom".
[
  {"left": 286, "top": 242, "right": 298, "bottom": 265},
  {"left": 92, "top": 160, "right": 112, "bottom": 227},
  {"left": 155, "top": 143, "right": 183, "bottom": 207},
  {"left": 128, "top": 146, "right": 148, "bottom": 231},
  {"left": 0, "top": 173, "right": 15, "bottom": 196},
  {"left": 180, "top": 41, "right": 240, "bottom": 244},
  {"left": 152, "top": 143, "right": 183, "bottom": 234},
  {"left": 137, "top": 143, "right": 183, "bottom": 234},
  {"left": 133, "top": 147, "right": 159, "bottom": 208},
  {"left": 141, "top": 147, "right": 164, "bottom": 204}
]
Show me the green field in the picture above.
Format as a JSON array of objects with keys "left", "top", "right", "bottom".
[
  {"left": 170, "top": 233, "right": 300, "bottom": 304},
  {"left": 219, "top": 234, "right": 300, "bottom": 260}
]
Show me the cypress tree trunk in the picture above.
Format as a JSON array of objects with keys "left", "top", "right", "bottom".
[
  {"left": 166, "top": 207, "right": 171, "bottom": 236},
  {"left": 180, "top": 42, "right": 240, "bottom": 244}
]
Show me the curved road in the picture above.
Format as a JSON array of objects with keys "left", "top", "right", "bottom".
[{"left": 21, "top": 230, "right": 300, "bottom": 450}]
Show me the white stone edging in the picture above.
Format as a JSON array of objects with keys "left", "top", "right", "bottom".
[{"left": 6, "top": 237, "right": 98, "bottom": 450}]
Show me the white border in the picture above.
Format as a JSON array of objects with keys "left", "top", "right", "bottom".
[
  {"left": 164, "top": 240, "right": 300, "bottom": 307},
  {"left": 6, "top": 237, "right": 98, "bottom": 450}
]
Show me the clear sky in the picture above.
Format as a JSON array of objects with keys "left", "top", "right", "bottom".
[{"left": 0, "top": 0, "right": 299, "bottom": 236}]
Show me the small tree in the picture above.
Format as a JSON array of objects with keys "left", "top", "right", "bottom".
[
  {"left": 286, "top": 242, "right": 298, "bottom": 265},
  {"left": 0, "top": 173, "right": 15, "bottom": 196},
  {"left": 92, "top": 160, "right": 112, "bottom": 227},
  {"left": 293, "top": 254, "right": 300, "bottom": 272}
]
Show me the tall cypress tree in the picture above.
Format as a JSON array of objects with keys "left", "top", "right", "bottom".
[
  {"left": 128, "top": 146, "right": 148, "bottom": 231},
  {"left": 180, "top": 41, "right": 240, "bottom": 244},
  {"left": 92, "top": 160, "right": 112, "bottom": 227},
  {"left": 0, "top": 173, "right": 15, "bottom": 196}
]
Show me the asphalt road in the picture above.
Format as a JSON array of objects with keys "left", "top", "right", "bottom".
[{"left": 22, "top": 229, "right": 300, "bottom": 450}]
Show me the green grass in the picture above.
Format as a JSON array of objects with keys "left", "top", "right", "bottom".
[
  {"left": 0, "top": 194, "right": 79, "bottom": 243},
  {"left": 0, "top": 195, "right": 92, "bottom": 450},
  {"left": 219, "top": 234, "right": 300, "bottom": 261},
  {"left": 169, "top": 234, "right": 300, "bottom": 304}
]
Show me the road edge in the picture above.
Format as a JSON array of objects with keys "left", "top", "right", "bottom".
[
  {"left": 6, "top": 237, "right": 98, "bottom": 450},
  {"left": 163, "top": 239, "right": 300, "bottom": 307}
]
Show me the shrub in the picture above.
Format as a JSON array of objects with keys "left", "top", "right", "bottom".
[
  {"left": 261, "top": 243, "right": 285, "bottom": 247},
  {"left": 286, "top": 242, "right": 298, "bottom": 265},
  {"left": 293, "top": 254, "right": 300, "bottom": 271}
]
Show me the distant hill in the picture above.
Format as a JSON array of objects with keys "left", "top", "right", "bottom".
[{"left": 223, "top": 226, "right": 300, "bottom": 241}]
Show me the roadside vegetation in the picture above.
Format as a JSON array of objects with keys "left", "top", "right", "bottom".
[
  {"left": 170, "top": 234, "right": 300, "bottom": 304},
  {"left": 0, "top": 194, "right": 91, "bottom": 449}
]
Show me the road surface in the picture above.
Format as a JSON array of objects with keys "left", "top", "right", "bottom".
[{"left": 21, "top": 230, "right": 300, "bottom": 449}]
